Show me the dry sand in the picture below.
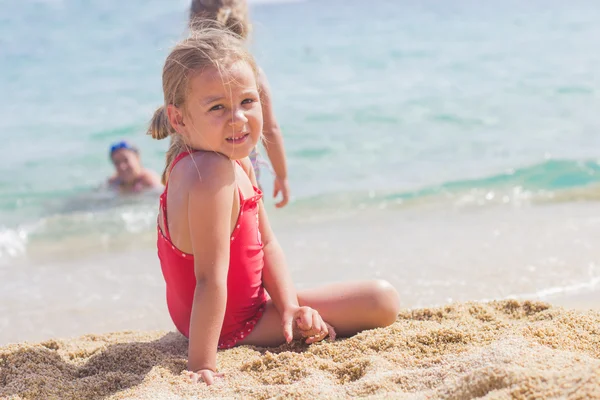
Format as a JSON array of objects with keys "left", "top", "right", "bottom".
[{"left": 1, "top": 300, "right": 599, "bottom": 399}]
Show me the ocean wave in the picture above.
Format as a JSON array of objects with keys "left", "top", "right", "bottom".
[
  {"left": 4, "top": 159, "right": 600, "bottom": 259},
  {"left": 389, "top": 158, "right": 600, "bottom": 199},
  {"left": 291, "top": 159, "right": 600, "bottom": 212},
  {"left": 490, "top": 263, "right": 600, "bottom": 303},
  {"left": 0, "top": 187, "right": 160, "bottom": 262},
  {"left": 393, "top": 159, "right": 600, "bottom": 208},
  {"left": 0, "top": 227, "right": 28, "bottom": 263}
]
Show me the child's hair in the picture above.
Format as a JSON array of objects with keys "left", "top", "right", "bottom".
[
  {"left": 190, "top": 0, "right": 251, "bottom": 39},
  {"left": 147, "top": 24, "right": 258, "bottom": 184}
]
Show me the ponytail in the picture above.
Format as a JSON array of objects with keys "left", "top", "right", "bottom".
[
  {"left": 147, "top": 106, "right": 184, "bottom": 185},
  {"left": 147, "top": 106, "right": 172, "bottom": 140}
]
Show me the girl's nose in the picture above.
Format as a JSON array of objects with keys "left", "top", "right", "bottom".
[{"left": 228, "top": 108, "right": 248, "bottom": 127}]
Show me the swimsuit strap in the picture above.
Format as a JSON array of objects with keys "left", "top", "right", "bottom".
[{"left": 160, "top": 151, "right": 195, "bottom": 242}]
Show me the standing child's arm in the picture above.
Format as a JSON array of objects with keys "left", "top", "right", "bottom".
[
  {"left": 257, "top": 68, "right": 290, "bottom": 208},
  {"left": 141, "top": 168, "right": 164, "bottom": 189},
  {"left": 185, "top": 156, "right": 237, "bottom": 382},
  {"left": 107, "top": 175, "right": 118, "bottom": 188}
]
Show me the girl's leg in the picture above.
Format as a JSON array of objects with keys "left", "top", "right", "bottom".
[
  {"left": 239, "top": 280, "right": 400, "bottom": 347},
  {"left": 298, "top": 279, "right": 400, "bottom": 336}
]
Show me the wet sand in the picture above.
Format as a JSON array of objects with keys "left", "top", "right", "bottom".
[{"left": 2, "top": 300, "right": 599, "bottom": 399}]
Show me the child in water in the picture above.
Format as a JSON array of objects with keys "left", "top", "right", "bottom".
[
  {"left": 148, "top": 26, "right": 400, "bottom": 385},
  {"left": 190, "top": 0, "right": 290, "bottom": 208},
  {"left": 107, "top": 140, "right": 162, "bottom": 193}
]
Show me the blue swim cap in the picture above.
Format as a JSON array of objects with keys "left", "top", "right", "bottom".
[{"left": 109, "top": 140, "right": 138, "bottom": 156}]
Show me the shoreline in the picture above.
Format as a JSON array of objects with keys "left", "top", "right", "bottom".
[
  {"left": 1, "top": 283, "right": 598, "bottom": 348},
  {"left": 2, "top": 299, "right": 599, "bottom": 399},
  {"left": 1, "top": 259, "right": 598, "bottom": 347},
  {"left": 547, "top": 287, "right": 600, "bottom": 311}
]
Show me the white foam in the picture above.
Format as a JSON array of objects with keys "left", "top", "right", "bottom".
[
  {"left": 0, "top": 227, "right": 28, "bottom": 263},
  {"left": 501, "top": 263, "right": 600, "bottom": 302},
  {"left": 120, "top": 210, "right": 156, "bottom": 234}
]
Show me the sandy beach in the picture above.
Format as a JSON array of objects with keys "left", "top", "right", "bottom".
[{"left": 2, "top": 299, "right": 599, "bottom": 399}]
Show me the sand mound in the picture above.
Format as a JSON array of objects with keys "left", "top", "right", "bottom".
[{"left": 2, "top": 300, "right": 599, "bottom": 399}]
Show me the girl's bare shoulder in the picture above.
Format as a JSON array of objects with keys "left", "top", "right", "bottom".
[{"left": 171, "top": 152, "right": 237, "bottom": 193}]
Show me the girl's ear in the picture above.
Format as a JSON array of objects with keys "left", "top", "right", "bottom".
[{"left": 166, "top": 104, "right": 186, "bottom": 135}]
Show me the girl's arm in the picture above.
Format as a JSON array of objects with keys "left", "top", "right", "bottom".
[
  {"left": 257, "top": 68, "right": 290, "bottom": 208},
  {"left": 186, "top": 155, "right": 236, "bottom": 374},
  {"left": 240, "top": 158, "right": 301, "bottom": 341}
]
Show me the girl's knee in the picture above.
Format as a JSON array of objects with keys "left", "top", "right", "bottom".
[{"left": 369, "top": 280, "right": 401, "bottom": 326}]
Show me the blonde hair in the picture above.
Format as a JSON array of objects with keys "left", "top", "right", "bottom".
[
  {"left": 147, "top": 25, "right": 258, "bottom": 184},
  {"left": 190, "top": 0, "right": 251, "bottom": 39}
]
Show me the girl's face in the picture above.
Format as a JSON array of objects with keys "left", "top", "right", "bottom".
[
  {"left": 168, "top": 61, "right": 263, "bottom": 160},
  {"left": 111, "top": 149, "right": 142, "bottom": 183}
]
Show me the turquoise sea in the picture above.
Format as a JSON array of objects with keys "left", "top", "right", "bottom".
[{"left": 1, "top": 0, "right": 600, "bottom": 343}]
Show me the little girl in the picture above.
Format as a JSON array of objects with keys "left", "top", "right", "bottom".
[{"left": 149, "top": 26, "right": 400, "bottom": 385}]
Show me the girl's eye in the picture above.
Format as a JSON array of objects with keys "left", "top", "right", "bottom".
[
  {"left": 209, "top": 104, "right": 224, "bottom": 112},
  {"left": 242, "top": 98, "right": 255, "bottom": 105}
]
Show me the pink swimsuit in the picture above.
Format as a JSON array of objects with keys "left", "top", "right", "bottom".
[{"left": 157, "top": 151, "right": 268, "bottom": 348}]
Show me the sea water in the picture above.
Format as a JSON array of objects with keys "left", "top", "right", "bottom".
[{"left": 1, "top": 0, "right": 600, "bottom": 343}]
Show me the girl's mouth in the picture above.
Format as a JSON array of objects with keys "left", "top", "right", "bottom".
[{"left": 226, "top": 133, "right": 249, "bottom": 144}]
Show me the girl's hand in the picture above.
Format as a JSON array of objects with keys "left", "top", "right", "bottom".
[
  {"left": 186, "top": 369, "right": 224, "bottom": 385},
  {"left": 281, "top": 306, "right": 337, "bottom": 344},
  {"left": 303, "top": 320, "right": 337, "bottom": 344}
]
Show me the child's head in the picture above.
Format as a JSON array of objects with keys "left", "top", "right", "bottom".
[
  {"left": 190, "top": 0, "right": 250, "bottom": 39},
  {"left": 148, "top": 26, "right": 262, "bottom": 184},
  {"left": 109, "top": 140, "right": 143, "bottom": 184}
]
